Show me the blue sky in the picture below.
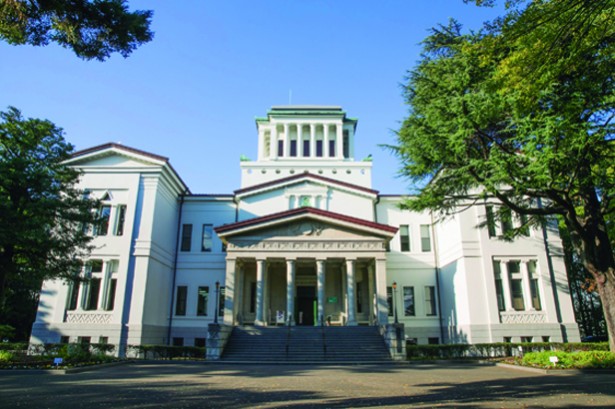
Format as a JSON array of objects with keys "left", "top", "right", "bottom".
[{"left": 0, "top": 1, "right": 503, "bottom": 194}]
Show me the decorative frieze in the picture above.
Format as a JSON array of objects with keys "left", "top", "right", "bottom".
[
  {"left": 227, "top": 240, "right": 386, "bottom": 252},
  {"left": 65, "top": 312, "right": 113, "bottom": 324},
  {"left": 499, "top": 311, "right": 546, "bottom": 324}
]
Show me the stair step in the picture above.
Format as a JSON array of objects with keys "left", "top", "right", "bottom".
[{"left": 221, "top": 326, "right": 391, "bottom": 363}]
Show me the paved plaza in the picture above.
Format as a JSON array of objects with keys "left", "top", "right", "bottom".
[{"left": 1, "top": 361, "right": 614, "bottom": 408}]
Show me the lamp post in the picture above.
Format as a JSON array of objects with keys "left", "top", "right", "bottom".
[
  {"left": 214, "top": 281, "right": 220, "bottom": 324},
  {"left": 392, "top": 281, "right": 399, "bottom": 324}
]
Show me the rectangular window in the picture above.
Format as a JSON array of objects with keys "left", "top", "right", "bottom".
[
  {"left": 303, "top": 140, "right": 310, "bottom": 157},
  {"left": 494, "top": 260, "right": 505, "bottom": 311},
  {"left": 420, "top": 224, "right": 431, "bottom": 252},
  {"left": 78, "top": 336, "right": 91, "bottom": 345},
  {"left": 175, "top": 286, "right": 187, "bottom": 316},
  {"left": 60, "top": 336, "right": 70, "bottom": 344},
  {"left": 197, "top": 286, "right": 209, "bottom": 316},
  {"left": 201, "top": 224, "right": 213, "bottom": 252},
  {"left": 528, "top": 261, "right": 542, "bottom": 310},
  {"left": 399, "top": 225, "right": 410, "bottom": 252},
  {"left": 278, "top": 140, "right": 284, "bottom": 157},
  {"left": 84, "top": 278, "right": 101, "bottom": 310},
  {"left": 520, "top": 336, "right": 533, "bottom": 343},
  {"left": 67, "top": 280, "right": 80, "bottom": 311},
  {"left": 519, "top": 213, "right": 530, "bottom": 236},
  {"left": 343, "top": 131, "right": 349, "bottom": 158},
  {"left": 194, "top": 338, "right": 206, "bottom": 348},
  {"left": 428, "top": 337, "right": 439, "bottom": 345},
  {"left": 180, "top": 224, "right": 192, "bottom": 252},
  {"left": 218, "top": 286, "right": 226, "bottom": 317},
  {"left": 485, "top": 205, "right": 496, "bottom": 237},
  {"left": 403, "top": 286, "right": 415, "bottom": 316},
  {"left": 387, "top": 286, "right": 393, "bottom": 316},
  {"left": 172, "top": 337, "right": 184, "bottom": 346},
  {"left": 316, "top": 140, "right": 323, "bottom": 157},
  {"left": 114, "top": 205, "right": 127, "bottom": 236},
  {"left": 425, "top": 286, "right": 437, "bottom": 316},
  {"left": 329, "top": 140, "right": 335, "bottom": 157},
  {"left": 511, "top": 279, "right": 525, "bottom": 311},
  {"left": 99, "top": 336, "right": 108, "bottom": 344},
  {"left": 290, "top": 140, "right": 297, "bottom": 157},
  {"left": 104, "top": 278, "right": 117, "bottom": 311},
  {"left": 95, "top": 205, "right": 111, "bottom": 236},
  {"left": 500, "top": 207, "right": 514, "bottom": 235}
]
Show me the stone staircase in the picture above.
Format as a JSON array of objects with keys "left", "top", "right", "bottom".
[{"left": 221, "top": 325, "right": 391, "bottom": 363}]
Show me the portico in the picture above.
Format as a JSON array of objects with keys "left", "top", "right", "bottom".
[{"left": 215, "top": 207, "right": 397, "bottom": 327}]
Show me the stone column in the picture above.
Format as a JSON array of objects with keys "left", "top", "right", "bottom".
[
  {"left": 368, "top": 263, "right": 375, "bottom": 324},
  {"left": 310, "top": 124, "right": 316, "bottom": 159},
  {"left": 255, "top": 258, "right": 266, "bottom": 325},
  {"left": 235, "top": 261, "right": 245, "bottom": 324},
  {"left": 323, "top": 123, "right": 329, "bottom": 158},
  {"left": 520, "top": 261, "right": 533, "bottom": 311},
  {"left": 286, "top": 258, "right": 296, "bottom": 325},
  {"left": 223, "top": 257, "right": 236, "bottom": 325},
  {"left": 375, "top": 257, "right": 388, "bottom": 324},
  {"left": 336, "top": 124, "right": 343, "bottom": 159},
  {"left": 346, "top": 258, "right": 357, "bottom": 326},
  {"left": 317, "top": 259, "right": 326, "bottom": 326},
  {"left": 500, "top": 260, "right": 514, "bottom": 311},
  {"left": 283, "top": 123, "right": 290, "bottom": 157}
]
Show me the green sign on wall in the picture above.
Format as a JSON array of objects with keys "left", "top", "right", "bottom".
[{"left": 327, "top": 297, "right": 337, "bottom": 303}]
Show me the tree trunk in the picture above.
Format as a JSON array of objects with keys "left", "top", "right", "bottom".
[
  {"left": 564, "top": 187, "right": 615, "bottom": 351},
  {"left": 596, "top": 271, "right": 615, "bottom": 351}
]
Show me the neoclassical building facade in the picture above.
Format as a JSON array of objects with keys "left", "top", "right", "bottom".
[{"left": 31, "top": 106, "right": 580, "bottom": 350}]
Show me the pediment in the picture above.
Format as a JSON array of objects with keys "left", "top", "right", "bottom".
[
  {"left": 216, "top": 207, "right": 397, "bottom": 244},
  {"left": 230, "top": 219, "right": 375, "bottom": 242},
  {"left": 70, "top": 153, "right": 162, "bottom": 168},
  {"left": 235, "top": 172, "right": 378, "bottom": 200},
  {"left": 66, "top": 143, "right": 168, "bottom": 169}
]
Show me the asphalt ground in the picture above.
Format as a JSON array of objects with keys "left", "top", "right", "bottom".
[{"left": 1, "top": 361, "right": 614, "bottom": 408}]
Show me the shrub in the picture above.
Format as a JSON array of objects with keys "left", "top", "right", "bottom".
[
  {"left": 0, "top": 350, "right": 14, "bottom": 362},
  {"left": 406, "top": 342, "right": 610, "bottom": 360},
  {"left": 0, "top": 342, "right": 28, "bottom": 352},
  {"left": 128, "top": 344, "right": 205, "bottom": 360},
  {"left": 523, "top": 350, "right": 615, "bottom": 369}
]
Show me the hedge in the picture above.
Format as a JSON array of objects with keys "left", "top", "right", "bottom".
[{"left": 406, "top": 342, "right": 609, "bottom": 360}]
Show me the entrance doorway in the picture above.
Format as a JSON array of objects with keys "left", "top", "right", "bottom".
[{"left": 296, "top": 286, "right": 316, "bottom": 326}]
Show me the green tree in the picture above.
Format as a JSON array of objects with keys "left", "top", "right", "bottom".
[
  {"left": 0, "top": 107, "right": 98, "bottom": 339},
  {"left": 0, "top": 0, "right": 153, "bottom": 61},
  {"left": 391, "top": 1, "right": 615, "bottom": 349}
]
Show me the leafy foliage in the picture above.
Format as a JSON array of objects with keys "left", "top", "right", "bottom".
[
  {"left": 391, "top": 0, "right": 615, "bottom": 350},
  {"left": 0, "top": 107, "right": 98, "bottom": 335},
  {"left": 0, "top": 0, "right": 153, "bottom": 60},
  {"left": 406, "top": 342, "right": 609, "bottom": 360},
  {"left": 523, "top": 350, "right": 615, "bottom": 369}
]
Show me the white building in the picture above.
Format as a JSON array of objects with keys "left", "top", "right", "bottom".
[{"left": 31, "top": 106, "right": 580, "bottom": 351}]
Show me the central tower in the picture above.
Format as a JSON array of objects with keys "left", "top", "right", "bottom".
[{"left": 240, "top": 106, "right": 372, "bottom": 188}]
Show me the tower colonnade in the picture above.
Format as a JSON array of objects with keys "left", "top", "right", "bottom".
[{"left": 257, "top": 121, "right": 353, "bottom": 161}]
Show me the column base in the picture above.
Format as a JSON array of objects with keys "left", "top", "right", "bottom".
[
  {"left": 254, "top": 320, "right": 267, "bottom": 326},
  {"left": 346, "top": 320, "right": 358, "bottom": 326}
]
